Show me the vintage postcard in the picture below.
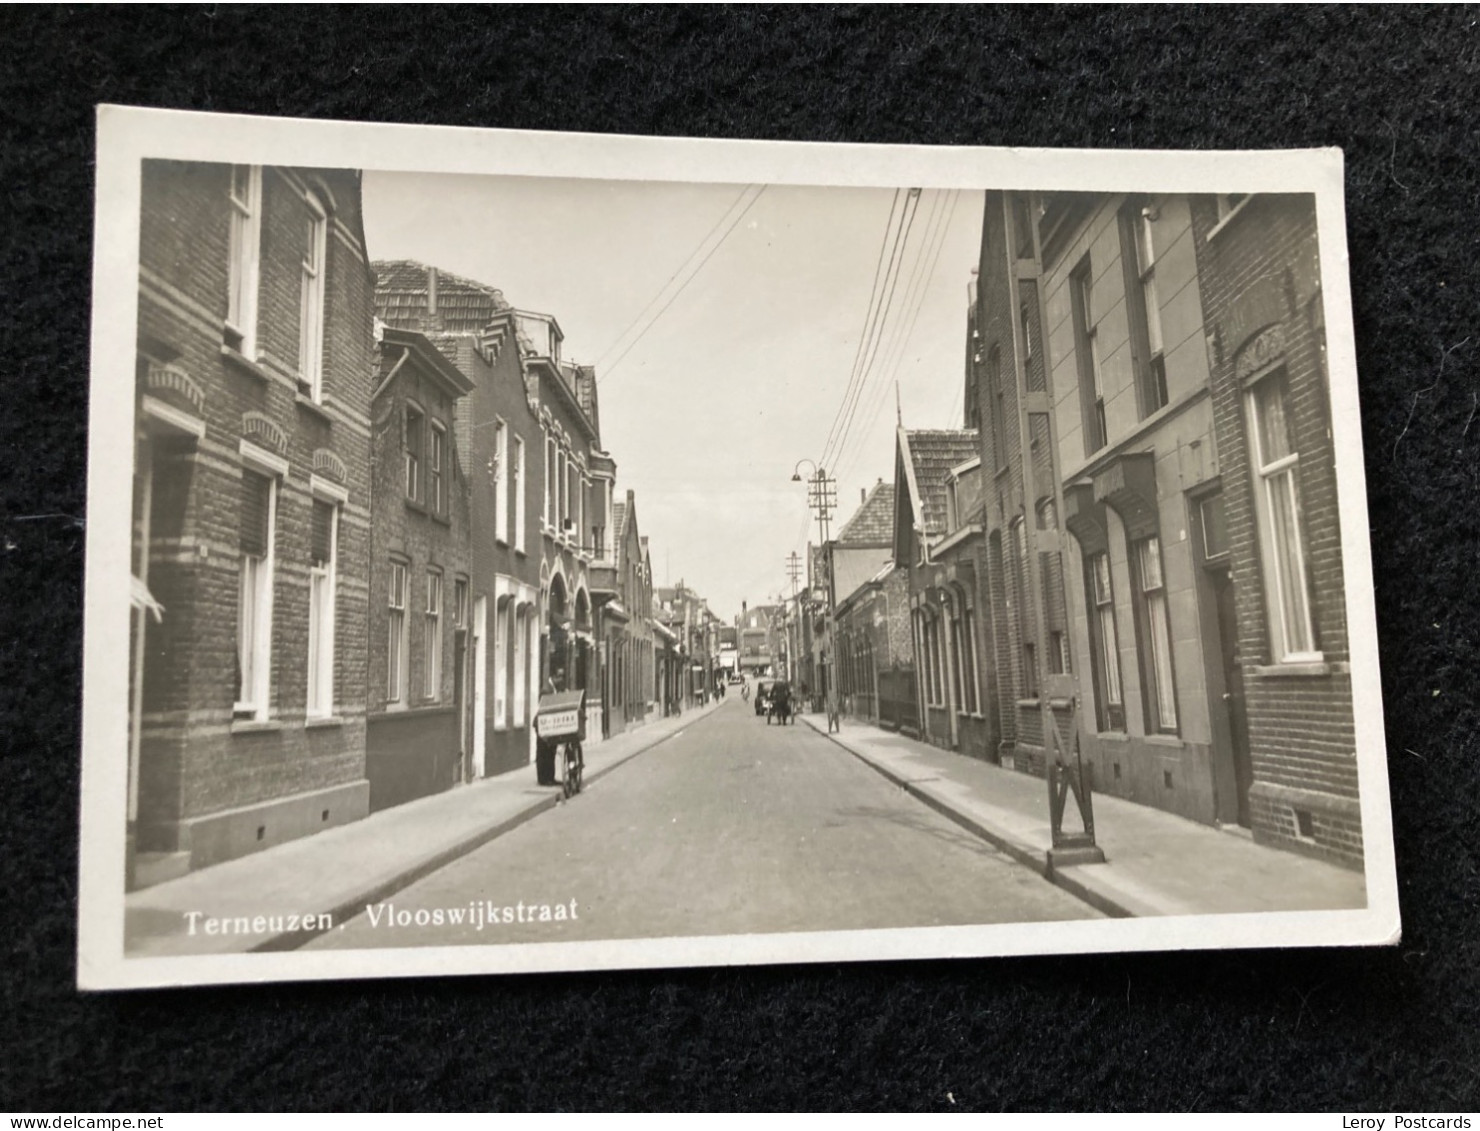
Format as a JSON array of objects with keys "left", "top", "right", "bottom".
[{"left": 79, "top": 105, "right": 1399, "bottom": 989}]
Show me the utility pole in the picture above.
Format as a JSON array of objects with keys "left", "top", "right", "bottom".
[
  {"left": 794, "top": 463, "right": 838, "bottom": 730},
  {"left": 785, "top": 551, "right": 802, "bottom": 687},
  {"left": 1005, "top": 190, "right": 1103, "bottom": 867}
]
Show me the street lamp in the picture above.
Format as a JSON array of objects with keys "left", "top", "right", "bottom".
[{"left": 791, "top": 459, "right": 839, "bottom": 730}]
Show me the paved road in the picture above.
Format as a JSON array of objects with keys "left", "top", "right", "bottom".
[{"left": 306, "top": 696, "right": 1097, "bottom": 950}]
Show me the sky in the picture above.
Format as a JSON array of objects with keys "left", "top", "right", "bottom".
[{"left": 363, "top": 170, "right": 983, "bottom": 621}]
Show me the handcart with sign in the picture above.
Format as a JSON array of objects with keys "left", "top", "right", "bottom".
[{"left": 535, "top": 689, "right": 586, "bottom": 799}]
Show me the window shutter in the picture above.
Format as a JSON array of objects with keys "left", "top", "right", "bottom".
[
  {"left": 240, "top": 471, "right": 271, "bottom": 556},
  {"left": 310, "top": 500, "right": 333, "bottom": 566}
]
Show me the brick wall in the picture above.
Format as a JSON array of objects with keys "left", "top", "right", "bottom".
[
  {"left": 1192, "top": 193, "right": 1359, "bottom": 866},
  {"left": 134, "top": 161, "right": 374, "bottom": 866}
]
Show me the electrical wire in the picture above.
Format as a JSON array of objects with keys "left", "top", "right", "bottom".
[
  {"left": 598, "top": 185, "right": 768, "bottom": 384},
  {"left": 816, "top": 188, "right": 902, "bottom": 471},
  {"left": 834, "top": 189, "right": 964, "bottom": 487},
  {"left": 822, "top": 186, "right": 923, "bottom": 476},
  {"left": 592, "top": 183, "right": 757, "bottom": 373}
]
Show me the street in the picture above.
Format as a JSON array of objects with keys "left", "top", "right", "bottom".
[{"left": 307, "top": 693, "right": 1098, "bottom": 951}]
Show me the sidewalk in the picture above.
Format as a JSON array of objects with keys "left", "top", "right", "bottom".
[
  {"left": 799, "top": 712, "right": 1367, "bottom": 919},
  {"left": 124, "top": 700, "right": 722, "bottom": 957}
]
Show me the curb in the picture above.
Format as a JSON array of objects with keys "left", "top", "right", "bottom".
[
  {"left": 251, "top": 702, "right": 723, "bottom": 952},
  {"left": 798, "top": 714, "right": 1136, "bottom": 920}
]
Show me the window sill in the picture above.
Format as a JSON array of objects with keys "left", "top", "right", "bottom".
[
  {"left": 230, "top": 717, "right": 282, "bottom": 735},
  {"left": 221, "top": 344, "right": 273, "bottom": 384},
  {"left": 1145, "top": 733, "right": 1185, "bottom": 749},
  {"left": 405, "top": 498, "right": 427, "bottom": 517},
  {"left": 430, "top": 511, "right": 452, "bottom": 528},
  {"left": 1250, "top": 659, "right": 1343, "bottom": 679},
  {"left": 294, "top": 393, "right": 334, "bottom": 426},
  {"left": 305, "top": 715, "right": 346, "bottom": 729},
  {"left": 1096, "top": 729, "right": 1130, "bottom": 742}
]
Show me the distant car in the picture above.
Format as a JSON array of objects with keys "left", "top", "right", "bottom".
[
  {"left": 727, "top": 672, "right": 743, "bottom": 684},
  {"left": 755, "top": 680, "right": 774, "bottom": 716}
]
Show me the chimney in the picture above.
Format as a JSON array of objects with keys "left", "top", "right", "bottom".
[
  {"left": 426, "top": 265, "right": 439, "bottom": 321},
  {"left": 860, "top": 487, "right": 866, "bottom": 504}
]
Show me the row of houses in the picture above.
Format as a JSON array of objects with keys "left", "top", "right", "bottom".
[
  {"left": 127, "top": 161, "right": 721, "bottom": 888},
  {"left": 806, "top": 190, "right": 1360, "bottom": 869}
]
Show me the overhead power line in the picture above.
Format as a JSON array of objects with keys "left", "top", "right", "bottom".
[
  {"left": 598, "top": 184, "right": 767, "bottom": 384},
  {"left": 834, "top": 188, "right": 963, "bottom": 486},
  {"left": 593, "top": 183, "right": 756, "bottom": 372},
  {"left": 822, "top": 186, "right": 923, "bottom": 474},
  {"left": 817, "top": 188, "right": 902, "bottom": 470}
]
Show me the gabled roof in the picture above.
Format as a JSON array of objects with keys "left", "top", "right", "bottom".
[
  {"left": 377, "top": 326, "right": 476, "bottom": 400},
  {"left": 373, "top": 259, "right": 513, "bottom": 335},
  {"left": 897, "top": 428, "right": 980, "bottom": 538},
  {"left": 835, "top": 480, "right": 895, "bottom": 546}
]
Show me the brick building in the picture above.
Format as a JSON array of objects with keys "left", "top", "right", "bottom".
[
  {"left": 595, "top": 491, "right": 654, "bottom": 735},
  {"left": 969, "top": 189, "right": 1360, "bottom": 866},
  {"left": 372, "top": 262, "right": 549, "bottom": 776},
  {"left": 129, "top": 161, "right": 375, "bottom": 885},
  {"left": 1189, "top": 194, "right": 1358, "bottom": 865},
  {"left": 518, "top": 312, "right": 612, "bottom": 740},
  {"left": 891, "top": 430, "right": 992, "bottom": 756},
  {"left": 828, "top": 479, "right": 903, "bottom": 725},
  {"left": 364, "top": 327, "right": 474, "bottom": 812}
]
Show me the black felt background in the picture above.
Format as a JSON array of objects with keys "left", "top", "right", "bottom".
[{"left": 2, "top": 5, "right": 1477, "bottom": 1113}]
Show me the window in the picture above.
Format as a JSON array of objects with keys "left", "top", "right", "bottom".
[
  {"left": 428, "top": 421, "right": 446, "bottom": 515},
  {"left": 1010, "top": 517, "right": 1036, "bottom": 700},
  {"left": 1134, "top": 535, "right": 1178, "bottom": 732},
  {"left": 578, "top": 473, "right": 588, "bottom": 551},
  {"left": 306, "top": 499, "right": 338, "bottom": 718},
  {"left": 1020, "top": 303, "right": 1033, "bottom": 362},
  {"left": 298, "top": 191, "right": 328, "bottom": 401},
  {"left": 405, "top": 405, "right": 423, "bottom": 502},
  {"left": 559, "top": 453, "right": 569, "bottom": 532},
  {"left": 513, "top": 437, "right": 527, "bottom": 553},
  {"left": 1088, "top": 552, "right": 1125, "bottom": 731},
  {"left": 424, "top": 572, "right": 443, "bottom": 700},
  {"left": 493, "top": 599, "right": 509, "bottom": 729},
  {"left": 226, "top": 165, "right": 262, "bottom": 357},
  {"left": 1049, "top": 630, "right": 1068, "bottom": 675},
  {"left": 545, "top": 436, "right": 556, "bottom": 526},
  {"left": 387, "top": 562, "right": 407, "bottom": 703},
  {"left": 1123, "top": 200, "right": 1169, "bottom": 416},
  {"left": 493, "top": 419, "right": 508, "bottom": 542},
  {"left": 1199, "top": 492, "right": 1229, "bottom": 561},
  {"left": 236, "top": 469, "right": 276, "bottom": 719},
  {"left": 1247, "top": 370, "right": 1318, "bottom": 661},
  {"left": 1070, "top": 259, "right": 1107, "bottom": 454},
  {"left": 962, "top": 607, "right": 980, "bottom": 714},
  {"left": 513, "top": 606, "right": 529, "bottom": 726},
  {"left": 453, "top": 578, "right": 468, "bottom": 631},
  {"left": 988, "top": 346, "right": 1007, "bottom": 471}
]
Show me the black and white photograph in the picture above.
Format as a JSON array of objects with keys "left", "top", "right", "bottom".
[{"left": 78, "top": 106, "right": 1398, "bottom": 990}]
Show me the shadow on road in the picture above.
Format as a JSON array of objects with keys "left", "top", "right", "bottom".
[{"left": 831, "top": 803, "right": 1002, "bottom": 859}]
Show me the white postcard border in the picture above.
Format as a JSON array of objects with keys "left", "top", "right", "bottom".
[{"left": 79, "top": 105, "right": 1399, "bottom": 991}]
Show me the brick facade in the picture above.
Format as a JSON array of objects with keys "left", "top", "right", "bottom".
[
  {"left": 1190, "top": 195, "right": 1360, "bottom": 867},
  {"left": 373, "top": 263, "right": 548, "bottom": 777},
  {"left": 365, "top": 329, "right": 474, "bottom": 812},
  {"left": 130, "top": 162, "right": 374, "bottom": 882}
]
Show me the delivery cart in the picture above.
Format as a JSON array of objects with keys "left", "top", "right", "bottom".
[{"left": 535, "top": 689, "right": 586, "bottom": 799}]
